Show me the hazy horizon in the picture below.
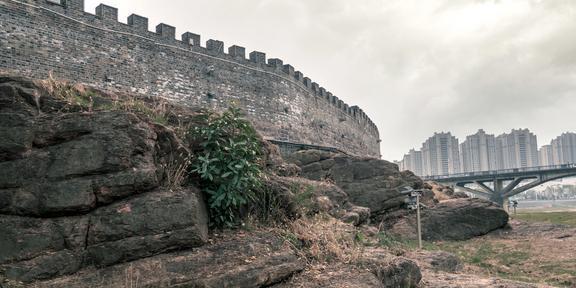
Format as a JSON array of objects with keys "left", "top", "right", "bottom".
[{"left": 85, "top": 0, "right": 576, "bottom": 161}]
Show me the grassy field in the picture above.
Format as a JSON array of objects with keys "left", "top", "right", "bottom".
[{"left": 514, "top": 211, "right": 576, "bottom": 227}]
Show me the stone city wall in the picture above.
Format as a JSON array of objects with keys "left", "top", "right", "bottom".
[{"left": 0, "top": 0, "right": 381, "bottom": 157}]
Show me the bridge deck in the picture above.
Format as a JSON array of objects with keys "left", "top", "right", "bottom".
[{"left": 423, "top": 164, "right": 576, "bottom": 183}]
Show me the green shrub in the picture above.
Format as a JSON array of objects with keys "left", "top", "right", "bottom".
[{"left": 189, "top": 107, "right": 263, "bottom": 227}]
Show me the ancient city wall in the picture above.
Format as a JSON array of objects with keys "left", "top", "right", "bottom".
[{"left": 0, "top": 0, "right": 381, "bottom": 157}]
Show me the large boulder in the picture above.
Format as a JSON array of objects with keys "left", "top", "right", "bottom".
[
  {"left": 0, "top": 188, "right": 208, "bottom": 282},
  {"left": 286, "top": 150, "right": 424, "bottom": 218},
  {"left": 389, "top": 198, "right": 509, "bottom": 241},
  {"left": 358, "top": 248, "right": 422, "bottom": 288},
  {"left": 0, "top": 76, "right": 209, "bottom": 283}
]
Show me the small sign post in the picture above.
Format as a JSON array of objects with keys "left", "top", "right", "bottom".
[
  {"left": 401, "top": 187, "right": 424, "bottom": 249},
  {"left": 416, "top": 192, "right": 422, "bottom": 249}
]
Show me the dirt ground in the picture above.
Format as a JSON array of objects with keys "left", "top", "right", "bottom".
[{"left": 417, "top": 218, "right": 576, "bottom": 287}]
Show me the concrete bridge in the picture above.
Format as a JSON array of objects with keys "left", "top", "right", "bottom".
[{"left": 422, "top": 164, "right": 576, "bottom": 206}]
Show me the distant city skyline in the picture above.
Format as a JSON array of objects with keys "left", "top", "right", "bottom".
[
  {"left": 399, "top": 129, "right": 576, "bottom": 177},
  {"left": 397, "top": 128, "right": 575, "bottom": 160}
]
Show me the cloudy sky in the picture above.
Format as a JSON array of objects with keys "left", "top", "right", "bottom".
[{"left": 85, "top": 0, "right": 576, "bottom": 161}]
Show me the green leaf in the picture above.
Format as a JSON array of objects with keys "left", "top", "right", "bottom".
[{"left": 188, "top": 106, "right": 263, "bottom": 228}]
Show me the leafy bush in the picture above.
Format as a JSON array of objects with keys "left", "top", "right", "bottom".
[{"left": 189, "top": 107, "right": 263, "bottom": 227}]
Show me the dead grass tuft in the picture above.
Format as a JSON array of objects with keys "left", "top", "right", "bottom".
[
  {"left": 282, "top": 214, "right": 365, "bottom": 264},
  {"left": 162, "top": 151, "right": 193, "bottom": 189},
  {"left": 37, "top": 72, "right": 94, "bottom": 111},
  {"left": 37, "top": 72, "right": 175, "bottom": 126}
]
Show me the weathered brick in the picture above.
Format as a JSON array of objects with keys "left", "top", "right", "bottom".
[{"left": 0, "top": 0, "right": 381, "bottom": 158}]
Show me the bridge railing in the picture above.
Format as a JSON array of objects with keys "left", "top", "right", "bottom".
[
  {"left": 422, "top": 163, "right": 576, "bottom": 180},
  {"left": 267, "top": 140, "right": 348, "bottom": 158}
]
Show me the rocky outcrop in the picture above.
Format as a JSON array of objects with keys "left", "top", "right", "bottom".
[
  {"left": 34, "top": 232, "right": 304, "bottom": 288},
  {"left": 261, "top": 175, "right": 371, "bottom": 226},
  {"left": 408, "top": 251, "right": 462, "bottom": 273},
  {"left": 359, "top": 248, "right": 422, "bottom": 288},
  {"left": 0, "top": 75, "right": 518, "bottom": 288},
  {"left": 274, "top": 264, "right": 386, "bottom": 288},
  {"left": 276, "top": 248, "right": 422, "bottom": 288},
  {"left": 424, "top": 181, "right": 469, "bottom": 201},
  {"left": 1, "top": 188, "right": 208, "bottom": 282},
  {"left": 286, "top": 150, "right": 424, "bottom": 218},
  {"left": 388, "top": 198, "right": 509, "bottom": 241},
  {"left": 0, "top": 76, "right": 209, "bottom": 283},
  {"left": 261, "top": 140, "right": 301, "bottom": 177}
]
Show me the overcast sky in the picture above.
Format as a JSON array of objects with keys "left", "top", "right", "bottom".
[{"left": 85, "top": 0, "right": 576, "bottom": 161}]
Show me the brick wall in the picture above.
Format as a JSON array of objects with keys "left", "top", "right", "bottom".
[{"left": 0, "top": 0, "right": 381, "bottom": 157}]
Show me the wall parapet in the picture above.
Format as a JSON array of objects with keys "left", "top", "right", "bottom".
[
  {"left": 2, "top": 0, "right": 381, "bottom": 154},
  {"left": 16, "top": 0, "right": 379, "bottom": 135}
]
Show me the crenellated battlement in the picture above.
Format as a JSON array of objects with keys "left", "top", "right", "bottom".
[
  {"left": 23, "top": 0, "right": 377, "bottom": 125},
  {"left": 0, "top": 0, "right": 381, "bottom": 156}
]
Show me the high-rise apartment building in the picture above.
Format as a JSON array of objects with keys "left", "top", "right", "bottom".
[
  {"left": 460, "top": 129, "right": 497, "bottom": 173},
  {"left": 550, "top": 132, "right": 576, "bottom": 165},
  {"left": 400, "top": 149, "right": 423, "bottom": 176},
  {"left": 421, "top": 132, "right": 460, "bottom": 176},
  {"left": 495, "top": 129, "right": 539, "bottom": 169},
  {"left": 399, "top": 129, "right": 575, "bottom": 177},
  {"left": 539, "top": 145, "right": 554, "bottom": 166}
]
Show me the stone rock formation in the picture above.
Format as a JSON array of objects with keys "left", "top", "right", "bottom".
[
  {"left": 408, "top": 251, "right": 462, "bottom": 273},
  {"left": 424, "top": 181, "right": 468, "bottom": 200},
  {"left": 261, "top": 175, "right": 371, "bottom": 226},
  {"left": 33, "top": 232, "right": 305, "bottom": 288},
  {"left": 388, "top": 198, "right": 509, "bottom": 241},
  {"left": 286, "top": 150, "right": 424, "bottom": 218},
  {"left": 0, "top": 75, "right": 517, "bottom": 288},
  {"left": 358, "top": 248, "right": 423, "bottom": 288},
  {"left": 276, "top": 248, "right": 422, "bottom": 288},
  {"left": 0, "top": 76, "right": 400, "bottom": 287},
  {"left": 0, "top": 76, "right": 208, "bottom": 283}
]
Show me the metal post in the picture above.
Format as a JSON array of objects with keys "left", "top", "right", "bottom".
[{"left": 416, "top": 194, "right": 422, "bottom": 249}]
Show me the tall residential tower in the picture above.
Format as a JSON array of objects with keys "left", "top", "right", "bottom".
[
  {"left": 400, "top": 149, "right": 423, "bottom": 176},
  {"left": 421, "top": 132, "right": 460, "bottom": 176},
  {"left": 550, "top": 132, "right": 576, "bottom": 165},
  {"left": 460, "top": 129, "right": 497, "bottom": 173},
  {"left": 495, "top": 129, "right": 539, "bottom": 169}
]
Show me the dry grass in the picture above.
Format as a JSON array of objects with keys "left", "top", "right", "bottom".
[
  {"left": 426, "top": 181, "right": 453, "bottom": 201},
  {"left": 282, "top": 214, "right": 365, "bottom": 265},
  {"left": 112, "top": 94, "right": 172, "bottom": 125},
  {"left": 123, "top": 264, "right": 141, "bottom": 288},
  {"left": 37, "top": 72, "right": 94, "bottom": 111},
  {"left": 162, "top": 151, "right": 193, "bottom": 189},
  {"left": 37, "top": 73, "right": 174, "bottom": 125},
  {"left": 420, "top": 220, "right": 576, "bottom": 287}
]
